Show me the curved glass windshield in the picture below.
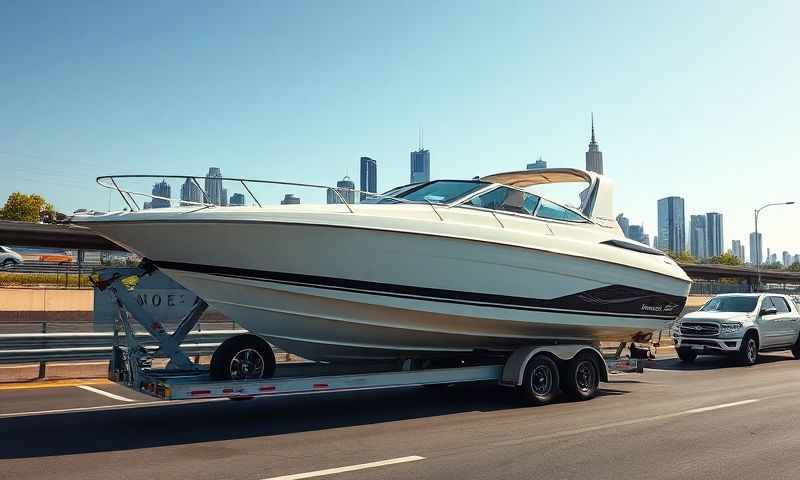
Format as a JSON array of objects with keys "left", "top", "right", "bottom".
[
  {"left": 700, "top": 297, "right": 758, "bottom": 313},
  {"left": 394, "top": 180, "right": 488, "bottom": 204}
]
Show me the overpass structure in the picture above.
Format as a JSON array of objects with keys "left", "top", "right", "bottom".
[
  {"left": 0, "top": 220, "right": 122, "bottom": 251},
  {"left": 680, "top": 263, "right": 800, "bottom": 287}
]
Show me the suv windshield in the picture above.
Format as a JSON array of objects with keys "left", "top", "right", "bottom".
[{"left": 700, "top": 297, "right": 759, "bottom": 313}]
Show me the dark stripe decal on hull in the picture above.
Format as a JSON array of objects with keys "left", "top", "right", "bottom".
[{"left": 153, "top": 260, "right": 686, "bottom": 320}]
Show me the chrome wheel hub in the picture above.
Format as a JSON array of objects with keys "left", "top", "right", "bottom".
[
  {"left": 574, "top": 360, "right": 596, "bottom": 393},
  {"left": 230, "top": 348, "right": 265, "bottom": 380},
  {"left": 747, "top": 340, "right": 757, "bottom": 363},
  {"left": 531, "top": 365, "right": 553, "bottom": 396}
]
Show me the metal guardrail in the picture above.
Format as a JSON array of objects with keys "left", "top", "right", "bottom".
[
  {"left": 0, "top": 329, "right": 246, "bottom": 364},
  {"left": 2, "top": 261, "right": 102, "bottom": 274}
]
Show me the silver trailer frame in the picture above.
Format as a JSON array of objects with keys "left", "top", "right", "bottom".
[{"left": 94, "top": 264, "right": 643, "bottom": 402}]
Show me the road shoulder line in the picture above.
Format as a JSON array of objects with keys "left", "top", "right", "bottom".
[{"left": 261, "top": 455, "right": 426, "bottom": 480}]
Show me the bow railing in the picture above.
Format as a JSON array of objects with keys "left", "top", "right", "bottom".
[{"left": 96, "top": 175, "right": 445, "bottom": 220}]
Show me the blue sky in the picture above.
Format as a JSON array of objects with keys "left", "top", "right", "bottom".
[{"left": 1, "top": 1, "right": 798, "bottom": 256}]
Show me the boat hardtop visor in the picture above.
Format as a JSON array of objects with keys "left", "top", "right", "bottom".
[{"left": 480, "top": 168, "right": 616, "bottom": 229}]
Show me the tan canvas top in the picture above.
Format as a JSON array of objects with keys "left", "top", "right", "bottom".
[{"left": 480, "top": 168, "right": 592, "bottom": 188}]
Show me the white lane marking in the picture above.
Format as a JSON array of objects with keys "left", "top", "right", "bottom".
[
  {"left": 494, "top": 398, "right": 763, "bottom": 447},
  {"left": 77, "top": 385, "right": 136, "bottom": 403},
  {"left": 0, "top": 397, "right": 229, "bottom": 419},
  {"left": 685, "top": 399, "right": 760, "bottom": 414},
  {"left": 261, "top": 456, "right": 425, "bottom": 480}
]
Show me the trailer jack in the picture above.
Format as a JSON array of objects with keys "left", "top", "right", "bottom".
[{"left": 93, "top": 265, "right": 209, "bottom": 389}]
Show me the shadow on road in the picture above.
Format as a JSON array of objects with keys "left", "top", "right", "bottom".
[
  {"left": 646, "top": 353, "right": 795, "bottom": 371},
  {"left": 0, "top": 382, "right": 629, "bottom": 459}
]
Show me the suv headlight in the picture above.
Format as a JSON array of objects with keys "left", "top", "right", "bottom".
[{"left": 719, "top": 322, "right": 743, "bottom": 334}]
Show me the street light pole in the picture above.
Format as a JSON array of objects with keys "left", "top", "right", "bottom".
[{"left": 754, "top": 201, "right": 795, "bottom": 291}]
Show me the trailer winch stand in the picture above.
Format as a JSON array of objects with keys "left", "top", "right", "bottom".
[{"left": 92, "top": 264, "right": 208, "bottom": 387}]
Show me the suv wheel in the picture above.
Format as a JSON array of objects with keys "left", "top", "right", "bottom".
[
  {"left": 737, "top": 333, "right": 759, "bottom": 366},
  {"left": 791, "top": 337, "right": 800, "bottom": 360},
  {"left": 1, "top": 259, "right": 15, "bottom": 270},
  {"left": 676, "top": 347, "right": 697, "bottom": 363}
]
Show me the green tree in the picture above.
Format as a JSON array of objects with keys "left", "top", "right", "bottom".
[
  {"left": 0, "top": 192, "right": 54, "bottom": 222},
  {"left": 668, "top": 250, "right": 698, "bottom": 264},
  {"left": 788, "top": 262, "right": 800, "bottom": 272},
  {"left": 709, "top": 250, "right": 743, "bottom": 266}
]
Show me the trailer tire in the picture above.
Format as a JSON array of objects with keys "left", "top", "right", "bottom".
[
  {"left": 518, "top": 354, "right": 560, "bottom": 405},
  {"left": 563, "top": 351, "right": 600, "bottom": 401},
  {"left": 210, "top": 334, "right": 276, "bottom": 381}
]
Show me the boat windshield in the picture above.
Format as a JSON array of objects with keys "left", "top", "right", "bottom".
[
  {"left": 367, "top": 180, "right": 488, "bottom": 204},
  {"left": 700, "top": 297, "right": 758, "bottom": 313}
]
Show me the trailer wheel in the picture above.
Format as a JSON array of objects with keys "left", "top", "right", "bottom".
[
  {"left": 210, "top": 334, "right": 276, "bottom": 381},
  {"left": 563, "top": 351, "right": 600, "bottom": 401},
  {"left": 518, "top": 354, "right": 560, "bottom": 405}
]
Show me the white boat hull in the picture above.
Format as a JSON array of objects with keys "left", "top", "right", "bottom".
[{"left": 78, "top": 208, "right": 691, "bottom": 362}]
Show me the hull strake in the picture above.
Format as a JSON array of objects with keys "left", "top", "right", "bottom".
[
  {"left": 161, "top": 268, "right": 675, "bottom": 361},
  {"left": 155, "top": 260, "right": 686, "bottom": 320}
]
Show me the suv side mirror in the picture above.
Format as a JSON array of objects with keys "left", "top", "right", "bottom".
[{"left": 761, "top": 307, "right": 778, "bottom": 316}]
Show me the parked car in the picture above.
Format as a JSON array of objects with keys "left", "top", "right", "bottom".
[
  {"left": 672, "top": 293, "right": 800, "bottom": 365},
  {"left": 0, "top": 246, "right": 23, "bottom": 269}
]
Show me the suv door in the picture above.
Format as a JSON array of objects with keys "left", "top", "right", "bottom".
[
  {"left": 758, "top": 297, "right": 781, "bottom": 348},
  {"left": 770, "top": 296, "right": 797, "bottom": 346}
]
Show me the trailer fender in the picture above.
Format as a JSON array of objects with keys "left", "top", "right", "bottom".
[{"left": 500, "top": 345, "right": 608, "bottom": 387}]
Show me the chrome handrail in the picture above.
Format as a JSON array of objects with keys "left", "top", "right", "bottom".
[{"left": 95, "top": 175, "right": 438, "bottom": 218}]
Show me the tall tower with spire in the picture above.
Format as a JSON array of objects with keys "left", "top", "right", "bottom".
[{"left": 585, "top": 113, "right": 604, "bottom": 174}]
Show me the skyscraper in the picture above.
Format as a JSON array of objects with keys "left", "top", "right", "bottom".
[
  {"left": 616, "top": 213, "right": 630, "bottom": 237},
  {"left": 706, "top": 212, "right": 724, "bottom": 257},
  {"left": 628, "top": 224, "right": 648, "bottom": 246},
  {"left": 327, "top": 176, "right": 356, "bottom": 204},
  {"left": 585, "top": 113, "right": 603, "bottom": 174},
  {"left": 205, "top": 167, "right": 223, "bottom": 205},
  {"left": 749, "top": 232, "right": 763, "bottom": 265},
  {"left": 220, "top": 188, "right": 228, "bottom": 206},
  {"left": 657, "top": 196, "right": 685, "bottom": 253},
  {"left": 281, "top": 194, "right": 301, "bottom": 205},
  {"left": 527, "top": 157, "right": 547, "bottom": 170},
  {"left": 229, "top": 193, "right": 245, "bottom": 206},
  {"left": 180, "top": 178, "right": 203, "bottom": 206},
  {"left": 689, "top": 215, "right": 707, "bottom": 259},
  {"left": 783, "top": 251, "right": 792, "bottom": 267},
  {"left": 360, "top": 156, "right": 377, "bottom": 201},
  {"left": 150, "top": 179, "right": 171, "bottom": 209},
  {"left": 732, "top": 240, "right": 743, "bottom": 262},
  {"left": 410, "top": 148, "right": 430, "bottom": 184}
]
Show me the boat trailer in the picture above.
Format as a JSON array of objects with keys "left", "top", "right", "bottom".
[{"left": 94, "top": 263, "right": 644, "bottom": 404}]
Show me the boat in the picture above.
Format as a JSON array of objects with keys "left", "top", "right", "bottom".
[{"left": 73, "top": 169, "right": 691, "bottom": 362}]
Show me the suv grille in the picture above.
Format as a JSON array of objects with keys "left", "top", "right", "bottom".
[{"left": 680, "top": 322, "right": 720, "bottom": 337}]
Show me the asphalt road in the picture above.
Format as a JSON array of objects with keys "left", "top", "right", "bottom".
[{"left": 2, "top": 353, "right": 800, "bottom": 480}]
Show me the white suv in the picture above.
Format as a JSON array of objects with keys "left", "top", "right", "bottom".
[
  {"left": 672, "top": 293, "right": 800, "bottom": 365},
  {"left": 0, "top": 246, "right": 23, "bottom": 269}
]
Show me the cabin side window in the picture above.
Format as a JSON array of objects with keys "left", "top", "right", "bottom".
[
  {"left": 535, "top": 199, "right": 588, "bottom": 223},
  {"left": 467, "top": 187, "right": 540, "bottom": 216}
]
